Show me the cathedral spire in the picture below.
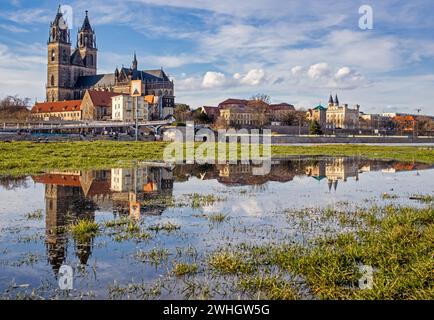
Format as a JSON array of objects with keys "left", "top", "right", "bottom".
[
  {"left": 334, "top": 94, "right": 339, "bottom": 106},
  {"left": 81, "top": 10, "right": 93, "bottom": 32},
  {"left": 132, "top": 52, "right": 138, "bottom": 70}
]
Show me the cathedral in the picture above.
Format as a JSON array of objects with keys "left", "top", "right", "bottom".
[{"left": 46, "top": 6, "right": 175, "bottom": 110}]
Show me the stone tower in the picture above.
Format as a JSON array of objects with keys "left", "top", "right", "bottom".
[
  {"left": 46, "top": 5, "right": 73, "bottom": 102},
  {"left": 77, "top": 10, "right": 97, "bottom": 75},
  {"left": 47, "top": 7, "right": 98, "bottom": 102}
]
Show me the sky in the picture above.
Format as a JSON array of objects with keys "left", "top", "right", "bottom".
[{"left": 0, "top": 0, "right": 434, "bottom": 114}]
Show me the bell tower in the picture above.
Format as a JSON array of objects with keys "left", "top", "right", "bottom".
[
  {"left": 77, "top": 10, "right": 97, "bottom": 75},
  {"left": 47, "top": 5, "right": 73, "bottom": 102}
]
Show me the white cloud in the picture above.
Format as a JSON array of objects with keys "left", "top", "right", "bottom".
[
  {"left": 202, "top": 71, "right": 226, "bottom": 88},
  {"left": 240, "top": 68, "right": 266, "bottom": 85},
  {"left": 291, "top": 66, "right": 303, "bottom": 76},
  {"left": 307, "top": 63, "right": 330, "bottom": 79}
]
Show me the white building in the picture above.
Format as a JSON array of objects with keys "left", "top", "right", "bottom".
[{"left": 111, "top": 95, "right": 149, "bottom": 121}]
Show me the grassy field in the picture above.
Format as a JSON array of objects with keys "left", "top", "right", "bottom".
[
  {"left": 0, "top": 141, "right": 433, "bottom": 175},
  {"left": 213, "top": 205, "right": 434, "bottom": 300}
]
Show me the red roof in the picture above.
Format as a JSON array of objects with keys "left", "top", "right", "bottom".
[
  {"left": 88, "top": 90, "right": 118, "bottom": 107},
  {"left": 218, "top": 99, "right": 249, "bottom": 109},
  {"left": 32, "top": 174, "right": 82, "bottom": 187},
  {"left": 269, "top": 103, "right": 295, "bottom": 111},
  {"left": 32, "top": 100, "right": 82, "bottom": 113}
]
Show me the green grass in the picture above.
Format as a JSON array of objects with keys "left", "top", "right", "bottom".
[
  {"left": 148, "top": 222, "right": 180, "bottom": 233},
  {"left": 220, "top": 205, "right": 434, "bottom": 300},
  {"left": 208, "top": 250, "right": 256, "bottom": 275},
  {"left": 69, "top": 219, "right": 99, "bottom": 241},
  {"left": 238, "top": 275, "right": 299, "bottom": 300},
  {"left": 172, "top": 263, "right": 198, "bottom": 277},
  {"left": 25, "top": 209, "right": 43, "bottom": 220},
  {"left": 208, "top": 213, "right": 228, "bottom": 223},
  {"left": 1, "top": 141, "right": 433, "bottom": 175}
]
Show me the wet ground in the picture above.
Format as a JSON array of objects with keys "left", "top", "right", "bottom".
[{"left": 0, "top": 156, "right": 433, "bottom": 299}]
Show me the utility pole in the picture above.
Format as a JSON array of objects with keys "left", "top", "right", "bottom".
[{"left": 135, "top": 96, "right": 138, "bottom": 142}]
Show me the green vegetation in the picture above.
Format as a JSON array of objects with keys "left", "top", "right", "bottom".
[
  {"left": 215, "top": 205, "right": 434, "bottom": 300},
  {"left": 69, "top": 219, "right": 99, "bottom": 241},
  {"left": 148, "top": 222, "right": 180, "bottom": 233},
  {"left": 238, "top": 275, "right": 299, "bottom": 300},
  {"left": 208, "top": 213, "right": 228, "bottom": 223},
  {"left": 25, "top": 209, "right": 43, "bottom": 220},
  {"left": 172, "top": 263, "right": 198, "bottom": 277},
  {"left": 1, "top": 141, "right": 433, "bottom": 175},
  {"left": 309, "top": 120, "right": 323, "bottom": 135},
  {"left": 135, "top": 248, "right": 170, "bottom": 265},
  {"left": 208, "top": 250, "right": 256, "bottom": 275}
]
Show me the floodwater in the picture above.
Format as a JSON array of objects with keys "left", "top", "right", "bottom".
[{"left": 0, "top": 157, "right": 433, "bottom": 299}]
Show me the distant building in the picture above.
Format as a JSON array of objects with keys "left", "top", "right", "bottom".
[
  {"left": 220, "top": 107, "right": 260, "bottom": 127},
  {"left": 218, "top": 99, "right": 249, "bottom": 109},
  {"left": 31, "top": 100, "right": 83, "bottom": 121},
  {"left": 199, "top": 106, "right": 219, "bottom": 121},
  {"left": 306, "top": 104, "right": 327, "bottom": 127},
  {"left": 81, "top": 90, "right": 118, "bottom": 121},
  {"left": 111, "top": 95, "right": 149, "bottom": 122},
  {"left": 45, "top": 7, "right": 175, "bottom": 116},
  {"left": 325, "top": 94, "right": 360, "bottom": 129},
  {"left": 269, "top": 103, "right": 295, "bottom": 121},
  {"left": 217, "top": 98, "right": 295, "bottom": 127}
]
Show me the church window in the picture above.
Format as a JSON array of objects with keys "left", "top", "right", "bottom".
[
  {"left": 51, "top": 75, "right": 55, "bottom": 86},
  {"left": 90, "top": 55, "right": 94, "bottom": 66},
  {"left": 51, "top": 50, "right": 55, "bottom": 62}
]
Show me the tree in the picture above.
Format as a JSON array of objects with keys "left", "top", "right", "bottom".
[
  {"left": 248, "top": 93, "right": 271, "bottom": 127},
  {"left": 309, "top": 120, "right": 323, "bottom": 135},
  {"left": 0, "top": 95, "right": 31, "bottom": 121},
  {"left": 192, "top": 109, "right": 212, "bottom": 124},
  {"left": 174, "top": 104, "right": 191, "bottom": 123},
  {"left": 213, "top": 116, "right": 229, "bottom": 130}
]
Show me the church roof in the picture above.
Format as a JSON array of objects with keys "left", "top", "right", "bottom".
[
  {"left": 74, "top": 68, "right": 170, "bottom": 89},
  {"left": 75, "top": 74, "right": 115, "bottom": 88},
  {"left": 87, "top": 90, "right": 118, "bottom": 107}
]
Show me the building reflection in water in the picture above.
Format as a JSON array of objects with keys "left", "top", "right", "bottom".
[
  {"left": 31, "top": 165, "right": 174, "bottom": 274},
  {"left": 28, "top": 158, "right": 433, "bottom": 274}
]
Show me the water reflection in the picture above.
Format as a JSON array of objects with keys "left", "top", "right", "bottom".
[{"left": 1, "top": 157, "right": 432, "bottom": 277}]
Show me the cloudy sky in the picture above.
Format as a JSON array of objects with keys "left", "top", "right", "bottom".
[{"left": 0, "top": 0, "right": 434, "bottom": 114}]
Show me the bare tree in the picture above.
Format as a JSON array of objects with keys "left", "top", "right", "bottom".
[{"left": 248, "top": 93, "right": 271, "bottom": 127}]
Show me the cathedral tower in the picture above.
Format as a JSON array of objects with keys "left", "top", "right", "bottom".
[
  {"left": 46, "top": 5, "right": 73, "bottom": 102},
  {"left": 77, "top": 11, "right": 97, "bottom": 74}
]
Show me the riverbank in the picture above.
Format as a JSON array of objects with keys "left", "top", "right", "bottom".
[{"left": 0, "top": 141, "right": 433, "bottom": 175}]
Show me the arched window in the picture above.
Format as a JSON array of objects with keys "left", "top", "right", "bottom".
[
  {"left": 51, "top": 50, "right": 55, "bottom": 62},
  {"left": 90, "top": 55, "right": 93, "bottom": 66},
  {"left": 51, "top": 75, "right": 55, "bottom": 86}
]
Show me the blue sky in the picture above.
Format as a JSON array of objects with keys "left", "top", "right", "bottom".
[{"left": 0, "top": 0, "right": 434, "bottom": 114}]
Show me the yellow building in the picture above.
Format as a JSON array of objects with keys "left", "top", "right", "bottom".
[
  {"left": 325, "top": 94, "right": 360, "bottom": 129},
  {"left": 220, "top": 107, "right": 260, "bottom": 127},
  {"left": 306, "top": 105, "right": 327, "bottom": 127}
]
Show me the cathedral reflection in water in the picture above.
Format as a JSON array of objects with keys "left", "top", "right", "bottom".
[{"left": 28, "top": 158, "right": 432, "bottom": 273}]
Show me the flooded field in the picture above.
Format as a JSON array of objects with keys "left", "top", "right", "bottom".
[{"left": 0, "top": 156, "right": 433, "bottom": 299}]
